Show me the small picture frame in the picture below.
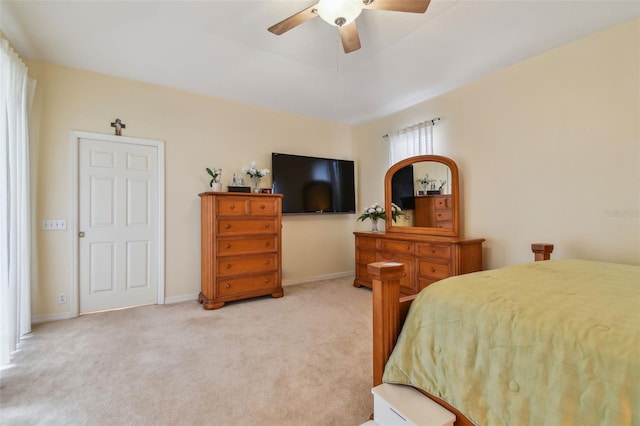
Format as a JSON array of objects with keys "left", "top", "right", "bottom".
[
  {"left": 261, "top": 188, "right": 272, "bottom": 194},
  {"left": 417, "top": 190, "right": 424, "bottom": 196}
]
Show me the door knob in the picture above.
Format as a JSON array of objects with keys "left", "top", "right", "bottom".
[{"left": 78, "top": 231, "right": 85, "bottom": 238}]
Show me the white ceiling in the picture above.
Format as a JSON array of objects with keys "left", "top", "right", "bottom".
[{"left": 2, "top": 0, "right": 638, "bottom": 125}]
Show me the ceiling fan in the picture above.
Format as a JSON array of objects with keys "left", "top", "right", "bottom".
[{"left": 268, "top": 0, "right": 431, "bottom": 54}]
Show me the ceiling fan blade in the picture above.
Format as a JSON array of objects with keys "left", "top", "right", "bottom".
[
  {"left": 268, "top": 4, "right": 319, "bottom": 35},
  {"left": 338, "top": 21, "right": 361, "bottom": 54},
  {"left": 362, "top": 0, "right": 430, "bottom": 14}
]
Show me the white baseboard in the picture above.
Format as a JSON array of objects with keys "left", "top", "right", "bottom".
[
  {"left": 164, "top": 293, "right": 199, "bottom": 304},
  {"left": 283, "top": 271, "right": 354, "bottom": 286},
  {"left": 32, "top": 312, "right": 74, "bottom": 324},
  {"left": 164, "top": 272, "right": 356, "bottom": 303},
  {"left": 32, "top": 272, "right": 357, "bottom": 319}
]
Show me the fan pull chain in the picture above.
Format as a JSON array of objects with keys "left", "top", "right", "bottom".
[{"left": 335, "top": 37, "right": 341, "bottom": 72}]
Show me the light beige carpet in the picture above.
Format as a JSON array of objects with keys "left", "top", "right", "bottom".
[{"left": 0, "top": 277, "right": 374, "bottom": 426}]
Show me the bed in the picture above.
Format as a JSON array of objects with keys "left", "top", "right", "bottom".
[{"left": 369, "top": 244, "right": 640, "bottom": 425}]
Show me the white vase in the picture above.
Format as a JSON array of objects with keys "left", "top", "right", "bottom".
[
  {"left": 371, "top": 218, "right": 379, "bottom": 232},
  {"left": 251, "top": 177, "right": 261, "bottom": 193},
  {"left": 211, "top": 182, "right": 222, "bottom": 192}
]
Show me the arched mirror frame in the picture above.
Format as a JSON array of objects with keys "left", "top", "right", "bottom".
[{"left": 384, "top": 155, "right": 460, "bottom": 237}]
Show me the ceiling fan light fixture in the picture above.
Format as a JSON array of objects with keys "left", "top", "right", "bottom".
[{"left": 317, "top": 0, "right": 363, "bottom": 27}]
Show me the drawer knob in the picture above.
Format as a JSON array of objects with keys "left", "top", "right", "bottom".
[
  {"left": 432, "top": 249, "right": 436, "bottom": 254},
  {"left": 265, "top": 242, "right": 270, "bottom": 247},
  {"left": 225, "top": 244, "right": 231, "bottom": 249},
  {"left": 264, "top": 278, "right": 270, "bottom": 283},
  {"left": 431, "top": 267, "right": 436, "bottom": 273},
  {"left": 264, "top": 260, "right": 270, "bottom": 265},
  {"left": 230, "top": 204, "right": 235, "bottom": 209},
  {"left": 225, "top": 263, "right": 231, "bottom": 269},
  {"left": 260, "top": 205, "right": 266, "bottom": 210},
  {"left": 225, "top": 224, "right": 231, "bottom": 229},
  {"left": 264, "top": 223, "right": 270, "bottom": 228},
  {"left": 225, "top": 283, "right": 231, "bottom": 289}
]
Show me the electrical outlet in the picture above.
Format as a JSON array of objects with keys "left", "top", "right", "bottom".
[{"left": 58, "top": 293, "right": 67, "bottom": 304}]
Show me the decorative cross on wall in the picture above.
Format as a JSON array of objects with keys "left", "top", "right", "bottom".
[{"left": 110, "top": 118, "right": 126, "bottom": 136}]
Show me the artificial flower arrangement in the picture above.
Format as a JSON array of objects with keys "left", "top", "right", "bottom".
[
  {"left": 417, "top": 174, "right": 447, "bottom": 191},
  {"left": 242, "top": 161, "right": 270, "bottom": 179},
  {"left": 416, "top": 174, "right": 436, "bottom": 187},
  {"left": 206, "top": 167, "right": 222, "bottom": 187},
  {"left": 357, "top": 202, "right": 404, "bottom": 232},
  {"left": 357, "top": 202, "right": 386, "bottom": 222},
  {"left": 357, "top": 202, "right": 404, "bottom": 223},
  {"left": 389, "top": 202, "right": 403, "bottom": 223}
]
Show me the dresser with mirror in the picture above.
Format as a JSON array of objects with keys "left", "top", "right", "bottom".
[{"left": 354, "top": 155, "right": 485, "bottom": 296}]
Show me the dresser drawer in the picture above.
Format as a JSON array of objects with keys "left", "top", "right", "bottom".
[
  {"left": 216, "top": 196, "right": 279, "bottom": 216},
  {"left": 248, "top": 198, "right": 279, "bottom": 216},
  {"left": 217, "top": 254, "right": 277, "bottom": 277},
  {"left": 217, "top": 197, "right": 249, "bottom": 215},
  {"left": 356, "top": 263, "right": 372, "bottom": 284},
  {"left": 218, "top": 218, "right": 277, "bottom": 235},
  {"left": 418, "top": 277, "right": 440, "bottom": 291},
  {"left": 418, "top": 260, "right": 451, "bottom": 280},
  {"left": 376, "top": 252, "right": 414, "bottom": 295},
  {"left": 434, "top": 196, "right": 452, "bottom": 210},
  {"left": 218, "top": 236, "right": 277, "bottom": 255},
  {"left": 378, "top": 240, "right": 415, "bottom": 254},
  {"left": 356, "top": 236, "right": 377, "bottom": 250},
  {"left": 217, "top": 272, "right": 278, "bottom": 297},
  {"left": 433, "top": 209, "right": 452, "bottom": 222},
  {"left": 417, "top": 243, "right": 452, "bottom": 260},
  {"left": 435, "top": 221, "right": 453, "bottom": 229},
  {"left": 357, "top": 249, "right": 377, "bottom": 265}
]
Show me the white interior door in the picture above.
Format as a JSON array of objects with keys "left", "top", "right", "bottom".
[{"left": 78, "top": 136, "right": 159, "bottom": 313}]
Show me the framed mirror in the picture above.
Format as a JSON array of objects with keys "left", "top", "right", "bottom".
[{"left": 384, "top": 155, "right": 460, "bottom": 237}]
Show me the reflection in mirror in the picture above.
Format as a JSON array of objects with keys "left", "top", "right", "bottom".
[
  {"left": 413, "top": 162, "right": 451, "bottom": 195},
  {"left": 391, "top": 162, "right": 452, "bottom": 229},
  {"left": 385, "top": 155, "right": 459, "bottom": 237}
]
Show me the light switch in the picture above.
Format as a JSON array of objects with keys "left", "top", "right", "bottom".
[{"left": 42, "top": 219, "right": 67, "bottom": 230}]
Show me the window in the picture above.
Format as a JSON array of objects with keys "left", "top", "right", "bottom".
[{"left": 388, "top": 119, "right": 438, "bottom": 166}]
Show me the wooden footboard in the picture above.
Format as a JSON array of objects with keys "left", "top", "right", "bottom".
[{"left": 369, "top": 243, "right": 554, "bottom": 425}]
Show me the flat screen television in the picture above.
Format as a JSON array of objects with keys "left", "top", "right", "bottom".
[{"left": 271, "top": 153, "right": 356, "bottom": 215}]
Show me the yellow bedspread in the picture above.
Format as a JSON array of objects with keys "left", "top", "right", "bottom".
[{"left": 383, "top": 259, "right": 640, "bottom": 426}]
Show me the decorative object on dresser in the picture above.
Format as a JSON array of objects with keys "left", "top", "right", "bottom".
[
  {"left": 354, "top": 155, "right": 484, "bottom": 297},
  {"left": 242, "top": 160, "right": 270, "bottom": 193},
  {"left": 198, "top": 192, "right": 283, "bottom": 309},
  {"left": 227, "top": 186, "right": 251, "bottom": 193},
  {"left": 206, "top": 167, "right": 223, "bottom": 192},
  {"left": 357, "top": 202, "right": 386, "bottom": 232}
]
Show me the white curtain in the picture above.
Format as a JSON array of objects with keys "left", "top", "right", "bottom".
[
  {"left": 1, "top": 39, "right": 33, "bottom": 366},
  {"left": 388, "top": 120, "right": 434, "bottom": 166}
]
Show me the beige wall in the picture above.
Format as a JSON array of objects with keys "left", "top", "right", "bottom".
[
  {"left": 27, "top": 62, "right": 357, "bottom": 320},
  {"left": 353, "top": 18, "right": 640, "bottom": 269}
]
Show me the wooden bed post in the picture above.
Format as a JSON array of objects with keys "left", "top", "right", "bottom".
[
  {"left": 531, "top": 243, "right": 554, "bottom": 261},
  {"left": 368, "top": 261, "right": 405, "bottom": 387}
]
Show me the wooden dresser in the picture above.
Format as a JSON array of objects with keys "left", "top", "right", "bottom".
[
  {"left": 354, "top": 231, "right": 484, "bottom": 296},
  {"left": 198, "top": 192, "right": 283, "bottom": 309},
  {"left": 414, "top": 195, "right": 452, "bottom": 228}
]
